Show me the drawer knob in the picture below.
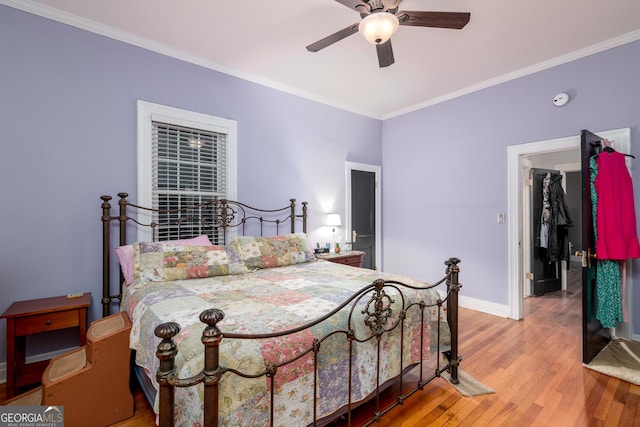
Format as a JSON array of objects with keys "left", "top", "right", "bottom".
[{"left": 45, "top": 319, "right": 52, "bottom": 326}]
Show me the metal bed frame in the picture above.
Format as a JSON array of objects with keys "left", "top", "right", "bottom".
[{"left": 100, "top": 193, "right": 460, "bottom": 426}]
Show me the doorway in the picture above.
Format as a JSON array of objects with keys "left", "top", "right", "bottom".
[
  {"left": 522, "top": 158, "right": 581, "bottom": 298},
  {"left": 528, "top": 166, "right": 575, "bottom": 296},
  {"left": 507, "top": 128, "right": 632, "bottom": 334},
  {"left": 346, "top": 162, "right": 381, "bottom": 270}
]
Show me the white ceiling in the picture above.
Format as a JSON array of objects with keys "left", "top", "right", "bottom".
[{"left": 6, "top": 0, "right": 640, "bottom": 119}]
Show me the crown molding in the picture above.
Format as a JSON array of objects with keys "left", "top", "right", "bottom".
[
  {"left": 3, "top": 1, "right": 639, "bottom": 121},
  {"left": 383, "top": 29, "right": 640, "bottom": 120},
  {"left": 1, "top": 0, "right": 380, "bottom": 119}
]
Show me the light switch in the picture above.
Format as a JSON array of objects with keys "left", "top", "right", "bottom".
[{"left": 497, "top": 213, "right": 505, "bottom": 224}]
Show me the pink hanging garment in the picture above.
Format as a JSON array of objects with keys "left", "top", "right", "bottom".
[{"left": 596, "top": 150, "right": 640, "bottom": 260}]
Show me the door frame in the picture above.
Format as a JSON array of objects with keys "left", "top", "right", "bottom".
[
  {"left": 522, "top": 157, "right": 533, "bottom": 297},
  {"left": 345, "top": 161, "right": 382, "bottom": 270},
  {"left": 507, "top": 128, "right": 631, "bottom": 321},
  {"left": 529, "top": 167, "right": 569, "bottom": 296}
]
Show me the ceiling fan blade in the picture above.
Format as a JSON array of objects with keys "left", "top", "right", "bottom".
[
  {"left": 398, "top": 11, "right": 470, "bottom": 29},
  {"left": 306, "top": 23, "right": 359, "bottom": 52},
  {"left": 376, "top": 39, "right": 394, "bottom": 68}
]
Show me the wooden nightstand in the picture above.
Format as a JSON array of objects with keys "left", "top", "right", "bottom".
[
  {"left": 1, "top": 293, "right": 91, "bottom": 398},
  {"left": 316, "top": 250, "right": 365, "bottom": 267}
]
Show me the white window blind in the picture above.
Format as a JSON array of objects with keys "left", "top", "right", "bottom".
[
  {"left": 152, "top": 122, "right": 227, "bottom": 243},
  {"left": 137, "top": 100, "right": 237, "bottom": 245}
]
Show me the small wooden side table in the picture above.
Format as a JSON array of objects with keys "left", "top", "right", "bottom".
[
  {"left": 1, "top": 293, "right": 91, "bottom": 398},
  {"left": 316, "top": 250, "right": 365, "bottom": 267}
]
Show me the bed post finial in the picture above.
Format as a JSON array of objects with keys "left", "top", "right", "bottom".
[
  {"left": 155, "top": 322, "right": 180, "bottom": 427},
  {"left": 289, "top": 199, "right": 296, "bottom": 233},
  {"left": 117, "top": 193, "right": 128, "bottom": 242},
  {"left": 200, "top": 309, "right": 225, "bottom": 427},
  {"left": 302, "top": 201, "right": 308, "bottom": 234},
  {"left": 101, "top": 195, "right": 113, "bottom": 317},
  {"left": 444, "top": 257, "right": 461, "bottom": 384},
  {"left": 117, "top": 193, "right": 129, "bottom": 299}
]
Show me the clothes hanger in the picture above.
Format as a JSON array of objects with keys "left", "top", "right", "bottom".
[
  {"left": 600, "top": 140, "right": 635, "bottom": 159},
  {"left": 602, "top": 146, "right": 635, "bottom": 159}
]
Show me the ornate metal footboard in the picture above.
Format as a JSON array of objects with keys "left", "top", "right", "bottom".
[{"left": 154, "top": 258, "right": 461, "bottom": 427}]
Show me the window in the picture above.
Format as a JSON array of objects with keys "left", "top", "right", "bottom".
[{"left": 137, "top": 101, "right": 237, "bottom": 243}]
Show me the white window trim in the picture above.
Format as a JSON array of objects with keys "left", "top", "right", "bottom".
[{"left": 136, "top": 100, "right": 237, "bottom": 242}]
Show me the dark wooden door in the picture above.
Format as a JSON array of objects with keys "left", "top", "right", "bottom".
[
  {"left": 351, "top": 170, "right": 376, "bottom": 269},
  {"left": 531, "top": 168, "right": 563, "bottom": 295},
  {"left": 581, "top": 129, "right": 608, "bottom": 364}
]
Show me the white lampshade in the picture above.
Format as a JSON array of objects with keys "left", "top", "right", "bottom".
[
  {"left": 358, "top": 12, "right": 400, "bottom": 45},
  {"left": 326, "top": 213, "right": 342, "bottom": 227}
]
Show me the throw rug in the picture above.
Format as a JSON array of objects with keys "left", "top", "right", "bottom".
[
  {"left": 585, "top": 338, "right": 640, "bottom": 385},
  {"left": 442, "top": 368, "right": 496, "bottom": 396}
]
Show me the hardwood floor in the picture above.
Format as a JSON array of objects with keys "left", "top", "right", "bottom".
[{"left": 3, "top": 269, "right": 639, "bottom": 426}]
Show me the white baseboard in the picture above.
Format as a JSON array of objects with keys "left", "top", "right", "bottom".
[
  {"left": 436, "top": 289, "right": 510, "bottom": 318},
  {"left": 0, "top": 346, "right": 78, "bottom": 384},
  {"left": 449, "top": 291, "right": 638, "bottom": 336},
  {"left": 1, "top": 318, "right": 634, "bottom": 386},
  {"left": 458, "top": 295, "right": 510, "bottom": 318}
]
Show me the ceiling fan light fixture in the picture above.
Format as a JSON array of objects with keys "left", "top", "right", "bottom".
[{"left": 358, "top": 12, "right": 399, "bottom": 45}]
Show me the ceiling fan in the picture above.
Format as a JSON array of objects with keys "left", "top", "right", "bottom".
[{"left": 306, "top": 0, "right": 470, "bottom": 68}]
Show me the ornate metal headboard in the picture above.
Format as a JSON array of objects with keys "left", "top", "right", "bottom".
[{"left": 100, "top": 192, "right": 308, "bottom": 316}]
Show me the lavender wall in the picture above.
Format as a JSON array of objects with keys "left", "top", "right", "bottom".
[
  {"left": 382, "top": 40, "right": 640, "bottom": 331},
  {"left": 0, "top": 5, "right": 382, "bottom": 364},
  {"left": 1, "top": 3, "right": 638, "bottom": 370}
]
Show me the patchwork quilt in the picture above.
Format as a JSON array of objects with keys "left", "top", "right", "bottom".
[{"left": 121, "top": 260, "right": 449, "bottom": 426}]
